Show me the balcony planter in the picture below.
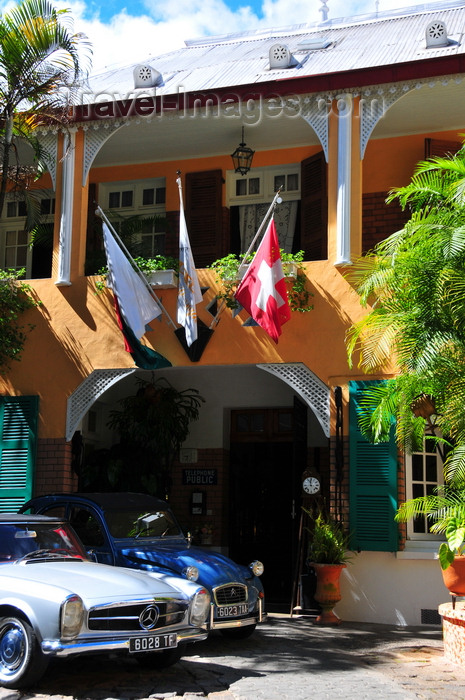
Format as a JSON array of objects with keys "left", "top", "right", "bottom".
[{"left": 145, "top": 269, "right": 177, "bottom": 289}]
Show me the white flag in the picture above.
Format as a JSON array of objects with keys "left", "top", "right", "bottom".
[
  {"left": 102, "top": 222, "right": 162, "bottom": 339},
  {"left": 177, "top": 176, "right": 202, "bottom": 346}
]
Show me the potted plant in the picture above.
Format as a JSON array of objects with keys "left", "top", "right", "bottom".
[
  {"left": 133, "top": 255, "right": 179, "bottom": 288},
  {"left": 395, "top": 485, "right": 465, "bottom": 596},
  {"left": 304, "top": 507, "right": 354, "bottom": 625},
  {"left": 209, "top": 250, "right": 313, "bottom": 312},
  {"left": 95, "top": 254, "right": 179, "bottom": 293}
]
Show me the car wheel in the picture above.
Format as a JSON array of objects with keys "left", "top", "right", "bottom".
[
  {"left": 0, "top": 616, "right": 49, "bottom": 689},
  {"left": 135, "top": 646, "right": 183, "bottom": 669},
  {"left": 220, "top": 624, "right": 256, "bottom": 640}
]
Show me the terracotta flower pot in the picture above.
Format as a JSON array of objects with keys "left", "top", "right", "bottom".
[
  {"left": 311, "top": 563, "right": 346, "bottom": 625},
  {"left": 442, "top": 556, "right": 465, "bottom": 596}
]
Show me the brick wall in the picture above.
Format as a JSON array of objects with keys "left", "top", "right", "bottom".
[
  {"left": 35, "top": 438, "right": 78, "bottom": 495},
  {"left": 362, "top": 192, "right": 409, "bottom": 253},
  {"left": 169, "top": 448, "right": 229, "bottom": 546}
]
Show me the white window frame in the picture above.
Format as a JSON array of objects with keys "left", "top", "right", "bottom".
[
  {"left": 404, "top": 433, "right": 444, "bottom": 542},
  {"left": 226, "top": 164, "right": 300, "bottom": 205},
  {"left": 0, "top": 192, "right": 55, "bottom": 277},
  {"left": 98, "top": 178, "right": 166, "bottom": 257},
  {"left": 99, "top": 178, "right": 166, "bottom": 214}
]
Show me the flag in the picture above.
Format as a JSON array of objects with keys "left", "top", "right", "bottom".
[
  {"left": 102, "top": 222, "right": 162, "bottom": 339},
  {"left": 234, "top": 218, "right": 291, "bottom": 343},
  {"left": 114, "top": 297, "right": 171, "bottom": 370},
  {"left": 177, "top": 176, "right": 202, "bottom": 346}
]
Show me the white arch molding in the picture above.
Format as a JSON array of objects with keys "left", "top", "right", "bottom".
[
  {"left": 66, "top": 363, "right": 330, "bottom": 442},
  {"left": 66, "top": 368, "right": 136, "bottom": 441},
  {"left": 257, "top": 363, "right": 330, "bottom": 437}
]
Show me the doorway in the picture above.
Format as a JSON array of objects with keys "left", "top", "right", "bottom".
[{"left": 228, "top": 406, "right": 304, "bottom": 610}]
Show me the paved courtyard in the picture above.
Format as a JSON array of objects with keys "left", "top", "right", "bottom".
[{"left": 1, "top": 614, "right": 465, "bottom": 700}]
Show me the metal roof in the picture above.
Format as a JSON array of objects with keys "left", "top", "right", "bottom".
[{"left": 83, "top": 1, "right": 465, "bottom": 103}]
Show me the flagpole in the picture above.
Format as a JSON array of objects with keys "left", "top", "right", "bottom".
[
  {"left": 95, "top": 205, "right": 177, "bottom": 329},
  {"left": 239, "top": 187, "right": 283, "bottom": 267}
]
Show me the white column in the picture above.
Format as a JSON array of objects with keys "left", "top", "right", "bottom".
[
  {"left": 335, "top": 94, "right": 352, "bottom": 266},
  {"left": 55, "top": 130, "right": 76, "bottom": 286}
]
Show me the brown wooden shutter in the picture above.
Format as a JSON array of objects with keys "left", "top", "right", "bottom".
[
  {"left": 185, "top": 170, "right": 225, "bottom": 267},
  {"left": 425, "top": 138, "right": 462, "bottom": 158},
  {"left": 300, "top": 152, "right": 328, "bottom": 260}
]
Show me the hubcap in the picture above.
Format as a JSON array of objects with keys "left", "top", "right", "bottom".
[{"left": 0, "top": 626, "right": 25, "bottom": 674}]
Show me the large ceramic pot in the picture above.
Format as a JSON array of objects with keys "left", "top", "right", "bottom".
[
  {"left": 311, "top": 563, "right": 346, "bottom": 625},
  {"left": 442, "top": 556, "right": 465, "bottom": 597}
]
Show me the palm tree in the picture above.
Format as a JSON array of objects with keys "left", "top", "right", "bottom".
[
  {"left": 346, "top": 144, "right": 465, "bottom": 484},
  {"left": 0, "top": 0, "right": 92, "bottom": 219}
]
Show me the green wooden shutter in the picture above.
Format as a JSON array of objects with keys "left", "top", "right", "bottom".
[
  {"left": 0, "top": 396, "right": 38, "bottom": 512},
  {"left": 349, "top": 381, "right": 398, "bottom": 551}
]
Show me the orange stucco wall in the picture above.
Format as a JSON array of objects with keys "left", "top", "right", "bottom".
[
  {"left": 0, "top": 260, "right": 369, "bottom": 439},
  {"left": 4, "top": 121, "right": 458, "bottom": 442}
]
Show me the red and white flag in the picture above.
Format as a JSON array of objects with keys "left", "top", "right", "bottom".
[{"left": 234, "top": 219, "right": 291, "bottom": 343}]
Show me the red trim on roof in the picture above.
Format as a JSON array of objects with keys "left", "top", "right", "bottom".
[{"left": 72, "top": 54, "right": 465, "bottom": 123}]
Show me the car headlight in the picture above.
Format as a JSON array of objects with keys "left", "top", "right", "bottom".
[
  {"left": 61, "top": 594, "right": 84, "bottom": 638},
  {"left": 250, "top": 560, "right": 264, "bottom": 576},
  {"left": 189, "top": 588, "right": 211, "bottom": 627},
  {"left": 183, "top": 565, "right": 199, "bottom": 581}
]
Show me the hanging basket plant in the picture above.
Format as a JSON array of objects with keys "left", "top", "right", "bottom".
[{"left": 209, "top": 250, "right": 313, "bottom": 312}]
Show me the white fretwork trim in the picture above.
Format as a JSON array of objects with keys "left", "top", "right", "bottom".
[
  {"left": 37, "top": 132, "right": 58, "bottom": 189},
  {"left": 82, "top": 122, "right": 126, "bottom": 186},
  {"left": 257, "top": 362, "right": 330, "bottom": 437},
  {"left": 300, "top": 95, "right": 330, "bottom": 162},
  {"left": 359, "top": 74, "right": 464, "bottom": 158},
  {"left": 66, "top": 368, "right": 136, "bottom": 441}
]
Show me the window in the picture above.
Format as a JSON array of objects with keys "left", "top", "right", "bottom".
[
  {"left": 0, "top": 193, "right": 55, "bottom": 277},
  {"left": 98, "top": 178, "right": 166, "bottom": 255},
  {"left": 226, "top": 164, "right": 300, "bottom": 205},
  {"left": 405, "top": 435, "right": 444, "bottom": 540}
]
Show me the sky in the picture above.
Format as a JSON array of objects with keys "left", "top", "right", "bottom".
[{"left": 0, "top": 0, "right": 447, "bottom": 74}]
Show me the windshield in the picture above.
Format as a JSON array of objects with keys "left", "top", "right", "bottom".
[
  {"left": 104, "top": 509, "right": 183, "bottom": 539},
  {"left": 0, "top": 522, "right": 87, "bottom": 563}
]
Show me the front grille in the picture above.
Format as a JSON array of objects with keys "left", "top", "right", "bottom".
[
  {"left": 88, "top": 600, "right": 187, "bottom": 631},
  {"left": 214, "top": 584, "right": 247, "bottom": 606}
]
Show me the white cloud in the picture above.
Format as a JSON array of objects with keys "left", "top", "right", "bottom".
[{"left": 0, "top": 0, "right": 432, "bottom": 74}]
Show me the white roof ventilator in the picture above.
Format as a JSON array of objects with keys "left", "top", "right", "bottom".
[
  {"left": 425, "top": 20, "right": 450, "bottom": 48},
  {"left": 133, "top": 65, "right": 164, "bottom": 89},
  {"left": 269, "top": 43, "right": 294, "bottom": 69}
]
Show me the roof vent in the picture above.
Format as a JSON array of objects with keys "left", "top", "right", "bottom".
[
  {"left": 269, "top": 43, "right": 293, "bottom": 69},
  {"left": 297, "top": 36, "right": 331, "bottom": 51},
  {"left": 425, "top": 20, "right": 449, "bottom": 48},
  {"left": 133, "top": 65, "right": 164, "bottom": 89}
]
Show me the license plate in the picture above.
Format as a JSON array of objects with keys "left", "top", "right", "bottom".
[
  {"left": 129, "top": 633, "right": 177, "bottom": 653},
  {"left": 216, "top": 603, "right": 249, "bottom": 618}
]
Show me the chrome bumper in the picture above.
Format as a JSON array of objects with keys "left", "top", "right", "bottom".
[
  {"left": 41, "top": 628, "right": 208, "bottom": 657},
  {"left": 209, "top": 597, "right": 267, "bottom": 630}
]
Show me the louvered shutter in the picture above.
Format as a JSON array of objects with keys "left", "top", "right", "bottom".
[
  {"left": 300, "top": 151, "right": 328, "bottom": 260},
  {"left": 349, "top": 381, "right": 398, "bottom": 551},
  {"left": 0, "top": 396, "right": 38, "bottom": 512},
  {"left": 425, "top": 138, "right": 462, "bottom": 159},
  {"left": 185, "top": 170, "right": 225, "bottom": 267}
]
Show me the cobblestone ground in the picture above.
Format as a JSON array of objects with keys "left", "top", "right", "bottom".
[{"left": 1, "top": 615, "right": 465, "bottom": 700}]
